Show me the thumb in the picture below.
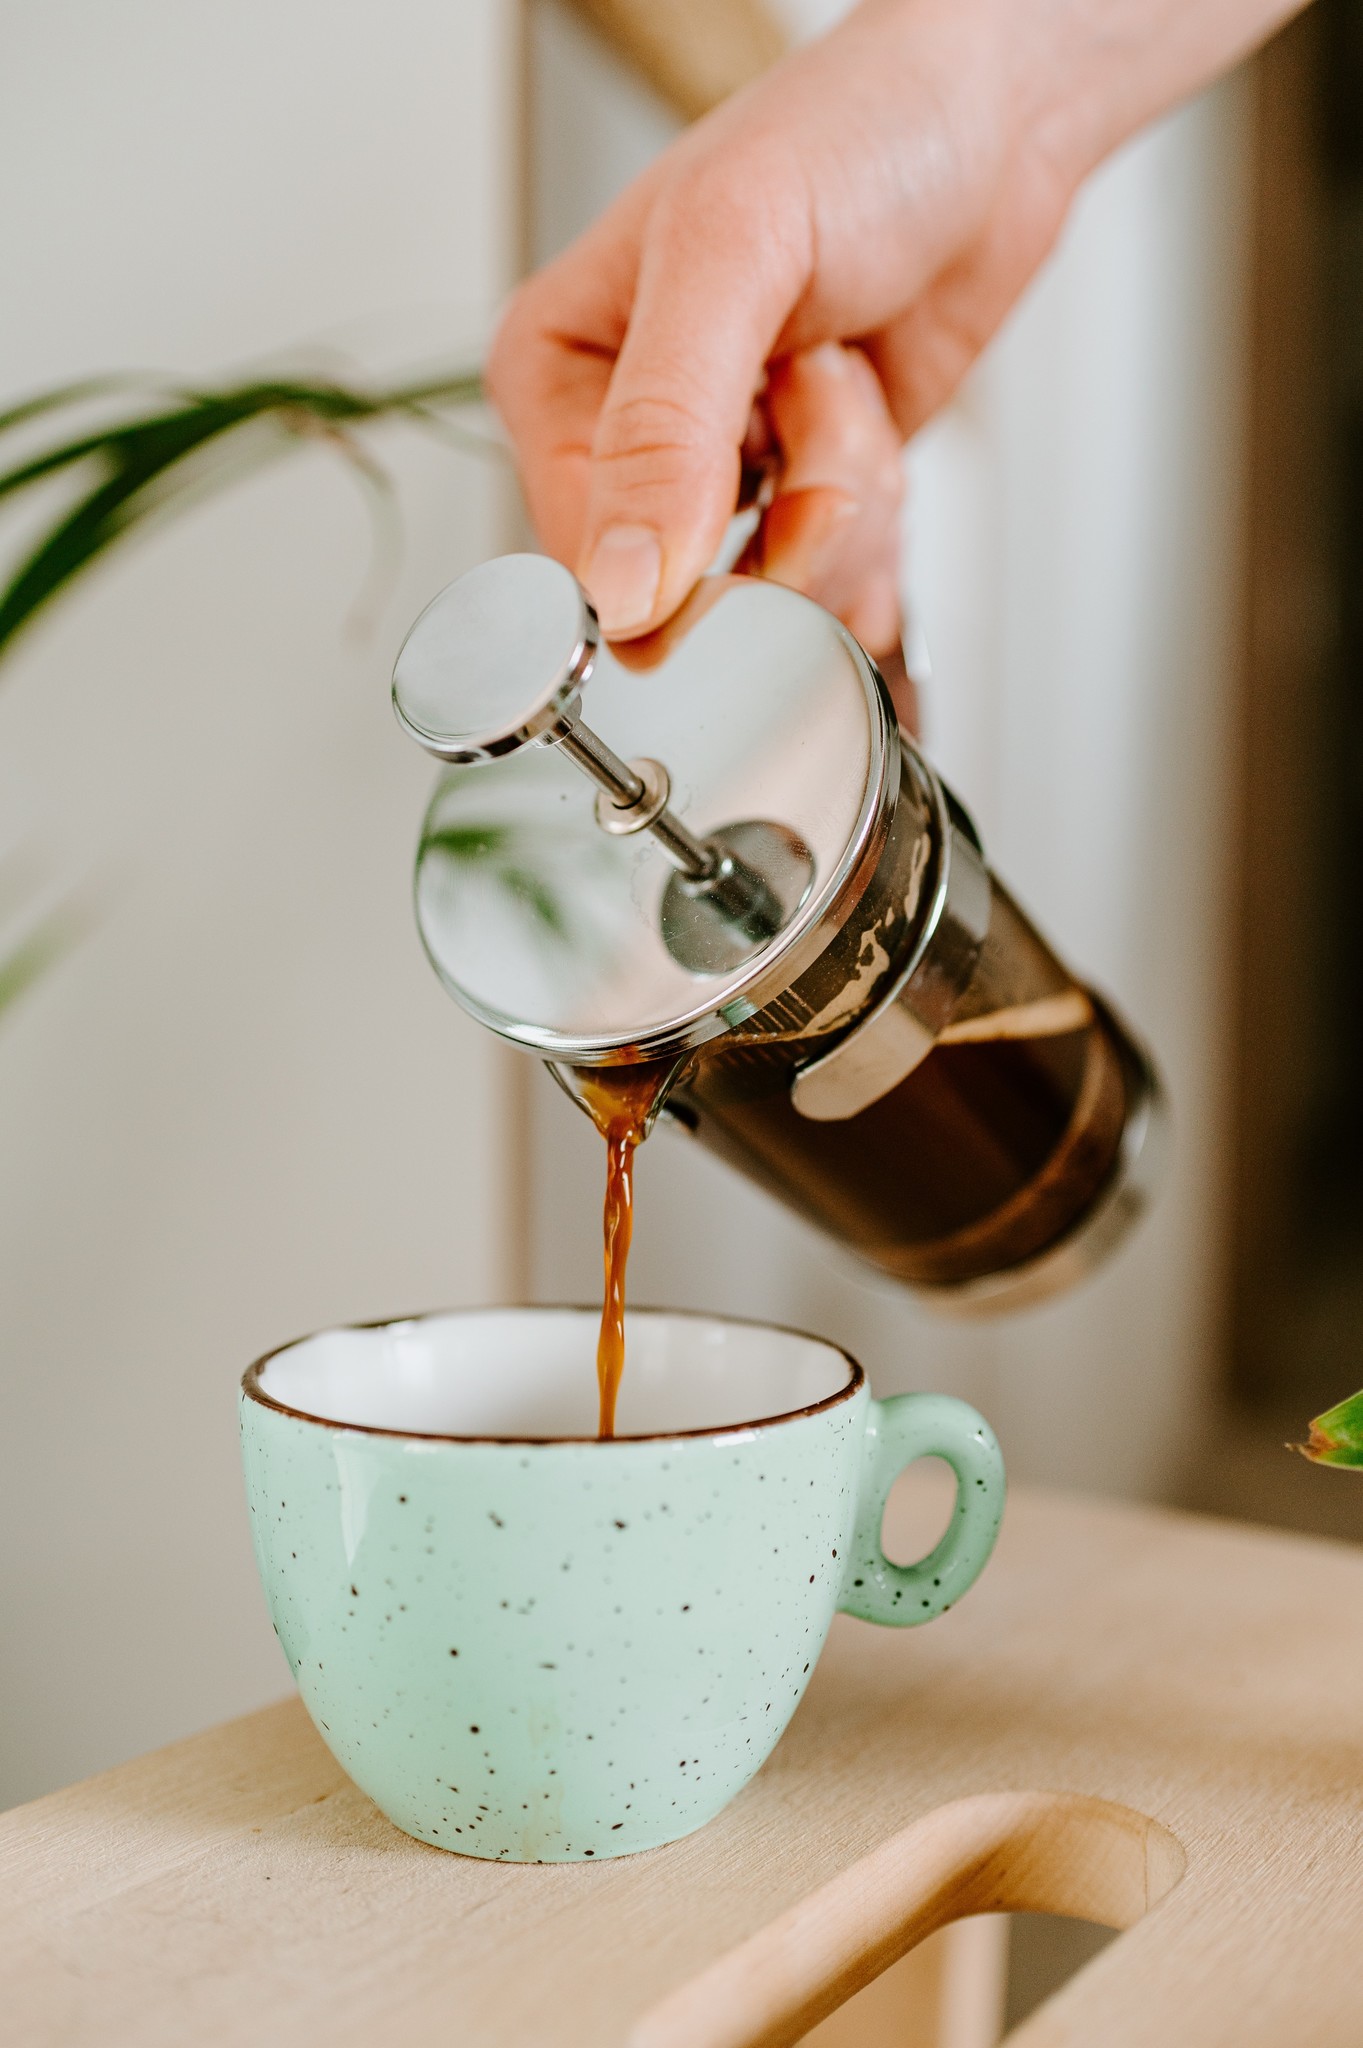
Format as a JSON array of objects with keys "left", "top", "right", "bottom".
[{"left": 576, "top": 178, "right": 808, "bottom": 637}]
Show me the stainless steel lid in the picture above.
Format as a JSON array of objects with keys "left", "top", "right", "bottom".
[{"left": 396, "top": 556, "right": 895, "bottom": 1063}]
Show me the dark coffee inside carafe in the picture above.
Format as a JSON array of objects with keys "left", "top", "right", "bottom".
[{"left": 670, "top": 879, "right": 1132, "bottom": 1292}]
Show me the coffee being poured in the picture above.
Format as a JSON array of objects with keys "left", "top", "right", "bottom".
[
  {"left": 393, "top": 557, "right": 1165, "bottom": 1431},
  {"left": 571, "top": 1063, "right": 674, "bottom": 1436}
]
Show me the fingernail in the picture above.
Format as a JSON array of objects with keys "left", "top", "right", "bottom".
[{"left": 581, "top": 524, "right": 663, "bottom": 635}]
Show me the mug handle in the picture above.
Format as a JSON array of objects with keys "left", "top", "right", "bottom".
[{"left": 838, "top": 1393, "right": 1005, "bottom": 1627}]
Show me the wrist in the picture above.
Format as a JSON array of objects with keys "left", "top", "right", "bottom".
[{"left": 1010, "top": 0, "right": 1309, "bottom": 180}]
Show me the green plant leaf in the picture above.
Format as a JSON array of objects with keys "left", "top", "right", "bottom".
[
  {"left": 500, "top": 866, "right": 570, "bottom": 938},
  {"left": 1292, "top": 1388, "right": 1363, "bottom": 1467},
  {"left": 0, "top": 372, "right": 155, "bottom": 439},
  {"left": 0, "top": 902, "right": 86, "bottom": 1023},
  {"left": 0, "top": 365, "right": 486, "bottom": 666},
  {"left": 421, "top": 823, "right": 513, "bottom": 861},
  {"left": 0, "top": 359, "right": 493, "bottom": 1036},
  {"left": 0, "top": 382, "right": 272, "bottom": 504},
  {"left": 0, "top": 385, "right": 359, "bottom": 649},
  {"left": 420, "top": 820, "right": 570, "bottom": 937}
]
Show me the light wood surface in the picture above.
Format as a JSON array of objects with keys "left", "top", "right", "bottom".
[
  {"left": 802, "top": 1914, "right": 1008, "bottom": 2048},
  {"left": 5, "top": 1481, "right": 1363, "bottom": 2046},
  {"left": 560, "top": 0, "right": 786, "bottom": 119}
]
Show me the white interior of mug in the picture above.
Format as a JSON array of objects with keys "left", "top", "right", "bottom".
[{"left": 251, "top": 1307, "right": 856, "bottom": 1440}]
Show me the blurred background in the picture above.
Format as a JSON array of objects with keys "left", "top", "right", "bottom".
[{"left": 1, "top": 0, "right": 1360, "bottom": 1849}]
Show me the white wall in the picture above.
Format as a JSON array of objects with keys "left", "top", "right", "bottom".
[
  {"left": 0, "top": 0, "right": 518, "bottom": 1805},
  {"left": 525, "top": 2, "right": 1250, "bottom": 1501}
]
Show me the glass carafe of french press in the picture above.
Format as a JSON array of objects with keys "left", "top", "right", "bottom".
[{"left": 392, "top": 554, "right": 1163, "bottom": 1312}]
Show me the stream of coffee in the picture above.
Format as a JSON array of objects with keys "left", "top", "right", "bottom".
[{"left": 571, "top": 1063, "right": 676, "bottom": 1438}]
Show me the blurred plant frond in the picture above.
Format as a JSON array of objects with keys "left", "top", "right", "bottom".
[
  {"left": 1294, "top": 1388, "right": 1363, "bottom": 1468},
  {"left": 421, "top": 821, "right": 570, "bottom": 940},
  {"left": 0, "top": 363, "right": 487, "bottom": 669},
  {"left": 0, "top": 357, "right": 489, "bottom": 1023},
  {"left": 0, "top": 895, "right": 89, "bottom": 1025}
]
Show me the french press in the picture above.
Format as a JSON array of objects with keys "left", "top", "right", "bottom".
[{"left": 392, "top": 554, "right": 1163, "bottom": 1312}]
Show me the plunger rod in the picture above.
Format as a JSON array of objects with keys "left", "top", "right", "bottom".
[
  {"left": 555, "top": 713, "right": 718, "bottom": 882},
  {"left": 554, "top": 711, "right": 785, "bottom": 940}
]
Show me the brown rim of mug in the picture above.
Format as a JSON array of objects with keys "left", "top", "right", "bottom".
[{"left": 240, "top": 1302, "right": 865, "bottom": 1447}]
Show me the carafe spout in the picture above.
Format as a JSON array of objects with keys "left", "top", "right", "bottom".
[{"left": 545, "top": 1054, "right": 690, "bottom": 1144}]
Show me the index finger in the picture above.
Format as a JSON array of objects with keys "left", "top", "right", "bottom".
[
  {"left": 488, "top": 151, "right": 812, "bottom": 635},
  {"left": 485, "top": 195, "right": 651, "bottom": 570}
]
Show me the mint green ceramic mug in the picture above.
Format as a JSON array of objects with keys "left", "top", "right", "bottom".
[{"left": 240, "top": 1306, "right": 1004, "bottom": 1862}]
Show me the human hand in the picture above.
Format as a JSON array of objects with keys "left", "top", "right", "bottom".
[{"left": 489, "top": 0, "right": 1297, "bottom": 645}]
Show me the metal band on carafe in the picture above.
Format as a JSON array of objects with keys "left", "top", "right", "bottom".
[{"left": 789, "top": 744, "right": 991, "bottom": 1122}]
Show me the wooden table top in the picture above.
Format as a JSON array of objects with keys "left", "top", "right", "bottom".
[{"left": 5, "top": 1481, "right": 1363, "bottom": 2047}]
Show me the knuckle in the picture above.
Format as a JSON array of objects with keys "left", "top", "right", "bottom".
[
  {"left": 484, "top": 291, "right": 536, "bottom": 409},
  {"left": 485, "top": 274, "right": 563, "bottom": 408},
  {"left": 653, "top": 148, "right": 810, "bottom": 284},
  {"left": 593, "top": 389, "right": 713, "bottom": 482},
  {"left": 656, "top": 159, "right": 748, "bottom": 238}
]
